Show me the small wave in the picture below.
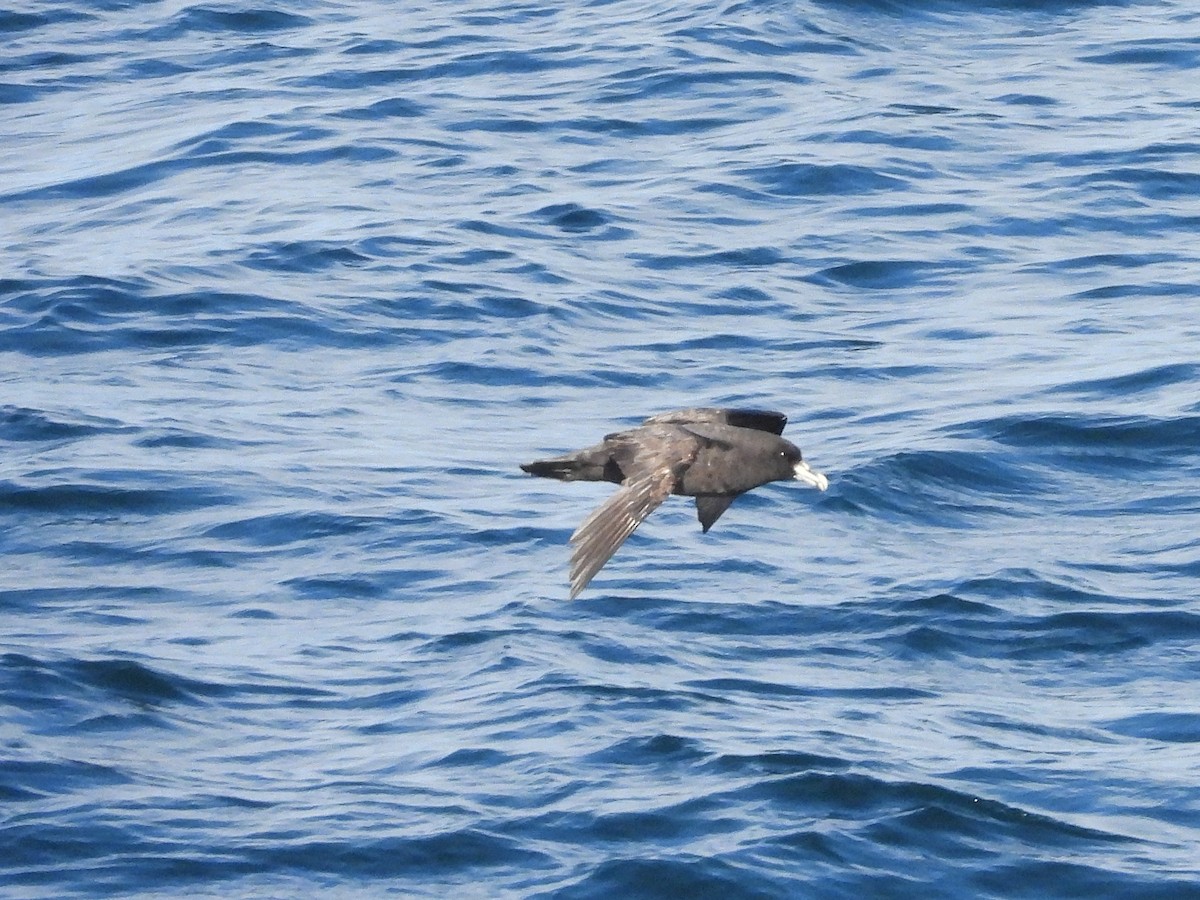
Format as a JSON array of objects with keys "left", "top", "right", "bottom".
[
  {"left": 0, "top": 405, "right": 127, "bottom": 443},
  {"left": 0, "top": 478, "right": 228, "bottom": 515},
  {"left": 963, "top": 412, "right": 1200, "bottom": 472},
  {"left": 548, "top": 856, "right": 778, "bottom": 900},
  {"left": 1050, "top": 363, "right": 1199, "bottom": 399},
  {"left": 1104, "top": 712, "right": 1200, "bottom": 744},
  {"left": 0, "top": 276, "right": 391, "bottom": 354},
  {"left": 247, "top": 829, "right": 552, "bottom": 877},
  {"left": 872, "top": 577, "right": 1200, "bottom": 661},
  {"left": 584, "top": 733, "right": 708, "bottom": 767},
  {"left": 836, "top": 449, "right": 1039, "bottom": 524},
  {"left": 809, "top": 259, "right": 953, "bottom": 290},
  {"left": 740, "top": 162, "right": 908, "bottom": 197}
]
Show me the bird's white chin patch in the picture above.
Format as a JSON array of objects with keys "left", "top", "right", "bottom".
[{"left": 793, "top": 460, "right": 829, "bottom": 491}]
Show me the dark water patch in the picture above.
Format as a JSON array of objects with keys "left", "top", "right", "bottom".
[
  {"left": 597, "top": 66, "right": 810, "bottom": 105},
  {"left": 159, "top": 7, "right": 312, "bottom": 37},
  {"left": 132, "top": 428, "right": 239, "bottom": 450},
  {"left": 573, "top": 801, "right": 740, "bottom": 845},
  {"left": 419, "top": 360, "right": 570, "bottom": 388},
  {"left": 422, "top": 627, "right": 520, "bottom": 654},
  {"left": 856, "top": 200, "right": 975, "bottom": 218},
  {"left": 585, "top": 733, "right": 708, "bottom": 767},
  {"left": 994, "top": 92, "right": 1058, "bottom": 107},
  {"left": 1080, "top": 44, "right": 1200, "bottom": 70},
  {"left": 283, "top": 576, "right": 389, "bottom": 600},
  {"left": 547, "top": 855, "right": 785, "bottom": 900},
  {"left": 732, "top": 771, "right": 1127, "bottom": 845},
  {"left": 433, "top": 747, "right": 518, "bottom": 768},
  {"left": 432, "top": 246, "right": 516, "bottom": 267},
  {"left": 679, "top": 24, "right": 860, "bottom": 59},
  {"left": 0, "top": 278, "right": 391, "bottom": 354},
  {"left": 954, "top": 570, "right": 1132, "bottom": 607},
  {"left": 334, "top": 96, "right": 426, "bottom": 119},
  {"left": 44, "top": 538, "right": 243, "bottom": 573},
  {"left": 3, "top": 140, "right": 393, "bottom": 204},
  {"left": 1069, "top": 280, "right": 1199, "bottom": 302},
  {"left": 707, "top": 749, "right": 852, "bottom": 777},
  {"left": 1050, "top": 363, "right": 1198, "bottom": 399},
  {"left": 882, "top": 604, "right": 1200, "bottom": 662},
  {"left": 0, "top": 406, "right": 128, "bottom": 443},
  {"left": 413, "top": 357, "right": 652, "bottom": 390},
  {"left": 65, "top": 710, "right": 177, "bottom": 733},
  {"left": 229, "top": 606, "right": 279, "bottom": 620},
  {"left": 0, "top": 81, "right": 45, "bottom": 104},
  {"left": 242, "top": 240, "right": 371, "bottom": 273},
  {"left": 738, "top": 162, "right": 907, "bottom": 197},
  {"left": 687, "top": 677, "right": 934, "bottom": 702},
  {"left": 205, "top": 511, "right": 377, "bottom": 548},
  {"left": 345, "top": 686, "right": 427, "bottom": 712},
  {"left": 809, "top": 259, "right": 951, "bottom": 290},
  {"left": 634, "top": 246, "right": 785, "bottom": 271},
  {"left": 457, "top": 216, "right": 547, "bottom": 239},
  {"left": 973, "top": 860, "right": 1195, "bottom": 900},
  {"left": 64, "top": 657, "right": 220, "bottom": 706},
  {"left": 0, "top": 10, "right": 60, "bottom": 33},
  {"left": 861, "top": 573, "right": 1193, "bottom": 661},
  {"left": 1034, "top": 251, "right": 1184, "bottom": 272},
  {"left": 467, "top": 524, "right": 562, "bottom": 550},
  {"left": 302, "top": 46, "right": 584, "bottom": 92},
  {"left": 0, "top": 586, "right": 185, "bottom": 618},
  {"left": 531, "top": 202, "right": 622, "bottom": 236},
  {"left": 5, "top": 652, "right": 224, "bottom": 724},
  {"left": 713, "top": 284, "right": 790, "bottom": 308},
  {"left": 448, "top": 115, "right": 546, "bottom": 134},
  {"left": 0, "top": 478, "right": 229, "bottom": 516},
  {"left": 636, "top": 332, "right": 773, "bottom": 353},
  {"left": 690, "top": 553, "right": 784, "bottom": 580},
  {"left": 1074, "top": 166, "right": 1200, "bottom": 202},
  {"left": 891, "top": 591, "right": 1003, "bottom": 617},
  {"left": 558, "top": 630, "right": 675, "bottom": 667},
  {"left": 837, "top": 449, "right": 1037, "bottom": 524},
  {"left": 1104, "top": 712, "right": 1200, "bottom": 743},
  {"left": 887, "top": 102, "right": 959, "bottom": 116},
  {"left": 0, "top": 50, "right": 98, "bottom": 75},
  {"left": 256, "top": 830, "right": 552, "bottom": 876},
  {"left": 568, "top": 114, "right": 742, "bottom": 138},
  {"left": 536, "top": 677, "right": 718, "bottom": 714},
  {"left": 612, "top": 598, "right": 852, "bottom": 641},
  {"left": 119, "top": 57, "right": 196, "bottom": 79},
  {"left": 963, "top": 413, "right": 1200, "bottom": 470},
  {"left": 812, "top": 128, "right": 958, "bottom": 151},
  {"left": 397, "top": 284, "right": 554, "bottom": 323},
  {"left": 169, "top": 118, "right": 306, "bottom": 155},
  {"left": 0, "top": 756, "right": 132, "bottom": 804}
]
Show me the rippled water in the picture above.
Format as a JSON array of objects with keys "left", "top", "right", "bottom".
[{"left": 4, "top": 1, "right": 1200, "bottom": 897}]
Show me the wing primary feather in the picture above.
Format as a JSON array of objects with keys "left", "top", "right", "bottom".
[{"left": 567, "top": 468, "right": 673, "bottom": 598}]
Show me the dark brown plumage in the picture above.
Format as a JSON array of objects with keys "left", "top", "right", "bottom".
[{"left": 520, "top": 407, "right": 828, "bottom": 598}]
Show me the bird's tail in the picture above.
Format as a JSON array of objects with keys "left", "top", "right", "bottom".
[
  {"left": 520, "top": 457, "right": 582, "bottom": 479},
  {"left": 520, "top": 445, "right": 619, "bottom": 483}
]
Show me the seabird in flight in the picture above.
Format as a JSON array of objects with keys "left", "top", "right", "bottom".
[{"left": 520, "top": 407, "right": 828, "bottom": 598}]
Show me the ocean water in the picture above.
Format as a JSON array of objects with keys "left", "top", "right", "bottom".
[{"left": 3, "top": 0, "right": 1200, "bottom": 896}]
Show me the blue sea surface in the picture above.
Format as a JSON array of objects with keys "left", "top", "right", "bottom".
[{"left": 3, "top": 0, "right": 1200, "bottom": 897}]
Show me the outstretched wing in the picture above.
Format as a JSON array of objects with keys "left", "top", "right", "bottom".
[
  {"left": 568, "top": 465, "right": 677, "bottom": 599},
  {"left": 643, "top": 407, "right": 786, "bottom": 436}
]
